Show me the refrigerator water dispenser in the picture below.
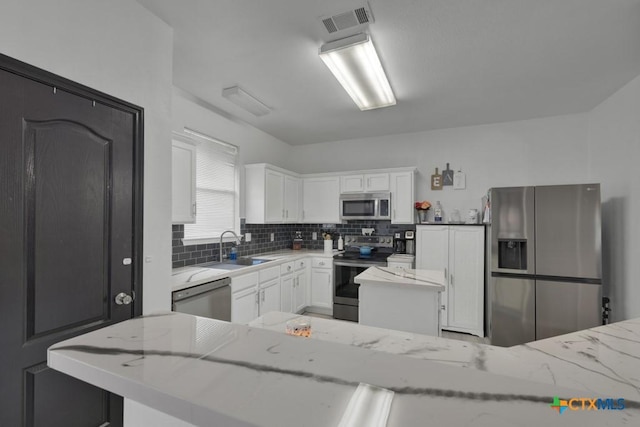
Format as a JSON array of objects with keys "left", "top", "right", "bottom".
[{"left": 498, "top": 239, "right": 527, "bottom": 270}]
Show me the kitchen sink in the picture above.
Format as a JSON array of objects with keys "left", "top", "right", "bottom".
[
  {"left": 200, "top": 257, "right": 272, "bottom": 270},
  {"left": 227, "top": 257, "right": 272, "bottom": 266}
]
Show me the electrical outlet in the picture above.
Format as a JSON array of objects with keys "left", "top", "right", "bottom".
[
  {"left": 244, "top": 233, "right": 251, "bottom": 242},
  {"left": 270, "top": 233, "right": 274, "bottom": 242},
  {"left": 312, "top": 232, "right": 317, "bottom": 240}
]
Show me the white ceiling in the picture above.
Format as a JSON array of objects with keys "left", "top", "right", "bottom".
[{"left": 137, "top": 0, "right": 640, "bottom": 145}]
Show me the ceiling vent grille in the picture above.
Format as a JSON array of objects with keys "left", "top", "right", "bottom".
[{"left": 320, "top": 4, "right": 374, "bottom": 34}]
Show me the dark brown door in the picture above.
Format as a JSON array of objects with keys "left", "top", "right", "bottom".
[{"left": 0, "top": 55, "right": 143, "bottom": 426}]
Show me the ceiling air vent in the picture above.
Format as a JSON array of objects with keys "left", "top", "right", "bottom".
[{"left": 320, "top": 4, "right": 374, "bottom": 34}]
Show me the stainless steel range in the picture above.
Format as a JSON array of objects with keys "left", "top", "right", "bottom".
[{"left": 333, "top": 235, "right": 394, "bottom": 322}]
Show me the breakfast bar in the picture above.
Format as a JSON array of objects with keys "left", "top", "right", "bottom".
[{"left": 47, "top": 312, "right": 640, "bottom": 426}]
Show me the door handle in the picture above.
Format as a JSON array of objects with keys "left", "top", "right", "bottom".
[{"left": 115, "top": 292, "right": 134, "bottom": 305}]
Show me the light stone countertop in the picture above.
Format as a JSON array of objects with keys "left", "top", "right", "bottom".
[
  {"left": 48, "top": 312, "right": 639, "bottom": 427},
  {"left": 171, "top": 249, "right": 337, "bottom": 292},
  {"left": 251, "top": 312, "right": 640, "bottom": 403},
  {"left": 354, "top": 266, "right": 445, "bottom": 291}
]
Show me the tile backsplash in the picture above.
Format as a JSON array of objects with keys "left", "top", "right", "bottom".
[{"left": 172, "top": 220, "right": 415, "bottom": 269}]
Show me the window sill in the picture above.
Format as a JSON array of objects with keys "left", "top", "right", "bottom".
[{"left": 182, "top": 235, "right": 242, "bottom": 247}]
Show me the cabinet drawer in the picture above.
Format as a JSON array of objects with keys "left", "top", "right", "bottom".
[
  {"left": 295, "top": 259, "right": 308, "bottom": 270},
  {"left": 259, "top": 265, "right": 280, "bottom": 283},
  {"left": 231, "top": 272, "right": 258, "bottom": 293},
  {"left": 312, "top": 258, "right": 332, "bottom": 269},
  {"left": 280, "top": 262, "right": 294, "bottom": 275}
]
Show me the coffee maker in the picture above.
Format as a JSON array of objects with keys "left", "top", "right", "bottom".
[{"left": 393, "top": 230, "right": 415, "bottom": 255}]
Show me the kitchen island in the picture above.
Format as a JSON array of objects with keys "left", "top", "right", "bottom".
[
  {"left": 355, "top": 266, "right": 445, "bottom": 336},
  {"left": 47, "top": 312, "right": 639, "bottom": 426}
]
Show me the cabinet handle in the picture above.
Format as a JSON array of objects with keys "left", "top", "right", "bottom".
[
  {"left": 450, "top": 274, "right": 454, "bottom": 286},
  {"left": 261, "top": 289, "right": 265, "bottom": 302},
  {"left": 441, "top": 305, "right": 446, "bottom": 310},
  {"left": 286, "top": 209, "right": 289, "bottom": 218},
  {"left": 288, "top": 266, "right": 292, "bottom": 271},
  {"left": 282, "top": 209, "right": 285, "bottom": 219},
  {"left": 444, "top": 268, "right": 447, "bottom": 279},
  {"left": 367, "top": 178, "right": 370, "bottom": 187},
  {"left": 301, "top": 262, "right": 304, "bottom": 267},
  {"left": 255, "top": 293, "right": 259, "bottom": 305},
  {"left": 319, "top": 261, "right": 325, "bottom": 266},
  {"left": 393, "top": 209, "right": 396, "bottom": 220},
  {"left": 192, "top": 203, "right": 197, "bottom": 216}
]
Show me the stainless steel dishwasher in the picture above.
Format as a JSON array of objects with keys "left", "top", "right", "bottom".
[{"left": 171, "top": 277, "right": 232, "bottom": 321}]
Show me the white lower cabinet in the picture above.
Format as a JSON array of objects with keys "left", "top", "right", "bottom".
[
  {"left": 416, "top": 225, "right": 485, "bottom": 336},
  {"left": 293, "top": 259, "right": 308, "bottom": 313},
  {"left": 280, "top": 259, "right": 309, "bottom": 314},
  {"left": 231, "top": 267, "right": 281, "bottom": 324},
  {"left": 310, "top": 258, "right": 333, "bottom": 312}
]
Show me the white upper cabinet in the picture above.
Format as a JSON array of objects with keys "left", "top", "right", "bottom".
[
  {"left": 171, "top": 140, "right": 196, "bottom": 224},
  {"left": 340, "top": 173, "right": 390, "bottom": 193},
  {"left": 390, "top": 171, "right": 415, "bottom": 224},
  {"left": 302, "top": 176, "right": 340, "bottom": 223},
  {"left": 245, "top": 164, "right": 300, "bottom": 224},
  {"left": 283, "top": 174, "right": 300, "bottom": 222}
]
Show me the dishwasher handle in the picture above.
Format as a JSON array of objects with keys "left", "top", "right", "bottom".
[{"left": 172, "top": 277, "right": 231, "bottom": 302}]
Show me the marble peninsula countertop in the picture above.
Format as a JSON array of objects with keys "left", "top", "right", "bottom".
[
  {"left": 171, "top": 249, "right": 336, "bottom": 292},
  {"left": 354, "top": 266, "right": 445, "bottom": 291},
  {"left": 251, "top": 312, "right": 640, "bottom": 403},
  {"left": 48, "top": 312, "right": 639, "bottom": 426}
]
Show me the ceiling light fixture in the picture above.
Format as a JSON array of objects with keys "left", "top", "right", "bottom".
[
  {"left": 319, "top": 33, "right": 396, "bottom": 111},
  {"left": 221, "top": 86, "right": 271, "bottom": 117}
]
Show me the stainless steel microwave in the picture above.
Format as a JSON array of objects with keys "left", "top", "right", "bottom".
[{"left": 340, "top": 193, "right": 391, "bottom": 220}]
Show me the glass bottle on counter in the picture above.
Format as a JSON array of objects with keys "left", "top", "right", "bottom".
[{"left": 434, "top": 201, "right": 443, "bottom": 223}]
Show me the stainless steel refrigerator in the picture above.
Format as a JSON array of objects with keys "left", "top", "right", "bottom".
[{"left": 489, "top": 184, "right": 602, "bottom": 347}]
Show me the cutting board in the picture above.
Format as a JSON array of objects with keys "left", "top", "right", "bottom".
[
  {"left": 431, "top": 168, "right": 443, "bottom": 190},
  {"left": 442, "top": 163, "right": 454, "bottom": 186}
]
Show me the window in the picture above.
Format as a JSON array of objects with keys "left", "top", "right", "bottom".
[{"left": 182, "top": 129, "right": 239, "bottom": 244}]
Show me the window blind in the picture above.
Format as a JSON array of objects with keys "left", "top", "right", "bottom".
[{"left": 183, "top": 130, "right": 239, "bottom": 242}]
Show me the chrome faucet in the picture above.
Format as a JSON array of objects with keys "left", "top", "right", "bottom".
[{"left": 219, "top": 230, "right": 242, "bottom": 261}]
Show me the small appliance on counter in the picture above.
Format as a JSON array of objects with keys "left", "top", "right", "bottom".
[
  {"left": 292, "top": 231, "right": 303, "bottom": 250},
  {"left": 393, "top": 230, "right": 415, "bottom": 255}
]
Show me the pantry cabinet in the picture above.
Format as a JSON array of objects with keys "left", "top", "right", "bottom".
[
  {"left": 416, "top": 225, "right": 485, "bottom": 336},
  {"left": 171, "top": 139, "right": 196, "bottom": 224},
  {"left": 390, "top": 171, "right": 414, "bottom": 224},
  {"left": 301, "top": 177, "right": 340, "bottom": 223}
]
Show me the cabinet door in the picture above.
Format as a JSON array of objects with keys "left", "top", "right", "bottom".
[
  {"left": 171, "top": 140, "right": 196, "bottom": 223},
  {"left": 448, "top": 226, "right": 485, "bottom": 335},
  {"left": 390, "top": 171, "right": 414, "bottom": 224},
  {"left": 416, "top": 226, "right": 449, "bottom": 327},
  {"left": 294, "top": 271, "right": 307, "bottom": 313},
  {"left": 280, "top": 274, "right": 294, "bottom": 313},
  {"left": 283, "top": 175, "right": 300, "bottom": 222},
  {"left": 364, "top": 173, "right": 390, "bottom": 192},
  {"left": 302, "top": 177, "right": 340, "bottom": 223},
  {"left": 265, "top": 169, "right": 284, "bottom": 223},
  {"left": 310, "top": 269, "right": 333, "bottom": 308},
  {"left": 259, "top": 279, "right": 281, "bottom": 315},
  {"left": 231, "top": 287, "right": 258, "bottom": 324},
  {"left": 340, "top": 175, "right": 364, "bottom": 193}
]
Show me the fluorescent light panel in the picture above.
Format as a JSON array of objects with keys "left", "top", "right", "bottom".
[
  {"left": 337, "top": 383, "right": 394, "bottom": 427},
  {"left": 221, "top": 86, "right": 271, "bottom": 117},
  {"left": 320, "top": 33, "right": 396, "bottom": 111}
]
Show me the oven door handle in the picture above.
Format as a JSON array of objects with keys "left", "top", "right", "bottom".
[{"left": 334, "top": 261, "right": 383, "bottom": 268}]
